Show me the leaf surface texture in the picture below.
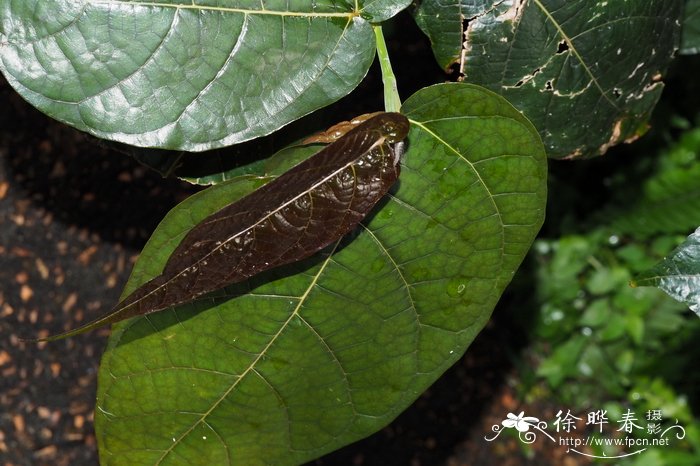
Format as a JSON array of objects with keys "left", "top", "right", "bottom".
[
  {"left": 0, "top": 0, "right": 409, "bottom": 150},
  {"left": 95, "top": 83, "right": 547, "bottom": 465},
  {"left": 414, "top": 0, "right": 682, "bottom": 158}
]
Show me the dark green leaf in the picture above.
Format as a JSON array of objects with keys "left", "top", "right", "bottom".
[
  {"left": 413, "top": 0, "right": 503, "bottom": 71},
  {"left": 95, "top": 83, "right": 546, "bottom": 465},
  {"left": 0, "top": 0, "right": 408, "bottom": 151},
  {"left": 633, "top": 227, "right": 700, "bottom": 315},
  {"left": 35, "top": 113, "right": 409, "bottom": 341},
  {"left": 414, "top": 0, "right": 682, "bottom": 158}
]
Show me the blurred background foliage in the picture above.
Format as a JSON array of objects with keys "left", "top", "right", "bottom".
[{"left": 500, "top": 51, "right": 700, "bottom": 464}]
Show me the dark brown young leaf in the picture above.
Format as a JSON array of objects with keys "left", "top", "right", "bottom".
[
  {"left": 302, "top": 111, "right": 384, "bottom": 144},
  {"left": 34, "top": 113, "right": 410, "bottom": 341}
]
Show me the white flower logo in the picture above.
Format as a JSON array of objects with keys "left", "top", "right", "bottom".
[
  {"left": 486, "top": 411, "right": 553, "bottom": 444},
  {"left": 502, "top": 411, "right": 540, "bottom": 432}
]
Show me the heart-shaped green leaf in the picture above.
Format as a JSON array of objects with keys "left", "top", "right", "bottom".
[
  {"left": 414, "top": 0, "right": 682, "bottom": 159},
  {"left": 0, "top": 0, "right": 409, "bottom": 151},
  {"left": 95, "top": 83, "right": 546, "bottom": 465}
]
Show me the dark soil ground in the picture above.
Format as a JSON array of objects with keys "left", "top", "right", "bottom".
[{"left": 0, "top": 13, "right": 589, "bottom": 465}]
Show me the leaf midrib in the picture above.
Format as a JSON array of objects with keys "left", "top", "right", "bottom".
[
  {"left": 91, "top": 0, "right": 359, "bottom": 18},
  {"left": 154, "top": 243, "right": 339, "bottom": 465},
  {"left": 123, "top": 136, "right": 387, "bottom": 319},
  {"left": 408, "top": 118, "right": 506, "bottom": 253},
  {"left": 530, "top": 0, "right": 619, "bottom": 109}
]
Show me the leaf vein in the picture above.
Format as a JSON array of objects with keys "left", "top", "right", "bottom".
[
  {"left": 153, "top": 243, "right": 339, "bottom": 465},
  {"left": 530, "top": 0, "right": 618, "bottom": 109},
  {"left": 91, "top": 0, "right": 356, "bottom": 18}
]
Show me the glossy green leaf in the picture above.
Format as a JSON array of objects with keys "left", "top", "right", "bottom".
[
  {"left": 633, "top": 227, "right": 700, "bottom": 316},
  {"left": 413, "top": 0, "right": 682, "bottom": 159},
  {"left": 681, "top": 0, "right": 700, "bottom": 54},
  {"left": 95, "top": 83, "right": 546, "bottom": 465},
  {"left": 0, "top": 0, "right": 410, "bottom": 151}
]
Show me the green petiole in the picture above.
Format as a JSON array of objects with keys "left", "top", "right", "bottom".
[{"left": 373, "top": 25, "right": 401, "bottom": 113}]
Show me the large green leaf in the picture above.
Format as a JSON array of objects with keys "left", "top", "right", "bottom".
[
  {"left": 0, "top": 0, "right": 409, "bottom": 151},
  {"left": 413, "top": 0, "right": 682, "bottom": 159},
  {"left": 95, "top": 83, "right": 546, "bottom": 465},
  {"left": 633, "top": 227, "right": 700, "bottom": 316}
]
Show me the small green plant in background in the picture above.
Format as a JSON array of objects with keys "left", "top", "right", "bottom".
[{"left": 515, "top": 120, "right": 700, "bottom": 464}]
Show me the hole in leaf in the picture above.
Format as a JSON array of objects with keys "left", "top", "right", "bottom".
[
  {"left": 447, "top": 61, "right": 463, "bottom": 81},
  {"left": 545, "top": 80, "right": 553, "bottom": 91},
  {"left": 556, "top": 40, "right": 569, "bottom": 54},
  {"left": 512, "top": 68, "right": 541, "bottom": 88},
  {"left": 462, "top": 16, "right": 474, "bottom": 34},
  {"left": 456, "top": 16, "right": 477, "bottom": 80},
  {"left": 613, "top": 88, "right": 622, "bottom": 98}
]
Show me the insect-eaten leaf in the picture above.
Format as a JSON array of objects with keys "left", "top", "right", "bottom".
[{"left": 35, "top": 113, "right": 410, "bottom": 341}]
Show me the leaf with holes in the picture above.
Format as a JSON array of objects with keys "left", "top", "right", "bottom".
[
  {"left": 0, "top": 0, "right": 410, "bottom": 151},
  {"left": 413, "top": 0, "right": 682, "bottom": 158},
  {"left": 95, "top": 83, "right": 546, "bottom": 465},
  {"left": 36, "top": 112, "right": 409, "bottom": 341}
]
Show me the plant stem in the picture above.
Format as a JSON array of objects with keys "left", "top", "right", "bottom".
[{"left": 373, "top": 25, "right": 401, "bottom": 113}]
